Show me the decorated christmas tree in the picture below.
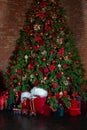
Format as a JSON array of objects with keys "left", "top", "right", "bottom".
[{"left": 5, "top": 0, "right": 86, "bottom": 110}]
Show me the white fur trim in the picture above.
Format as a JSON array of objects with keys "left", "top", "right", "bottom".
[
  {"left": 30, "top": 87, "right": 48, "bottom": 97},
  {"left": 21, "top": 92, "right": 31, "bottom": 101}
]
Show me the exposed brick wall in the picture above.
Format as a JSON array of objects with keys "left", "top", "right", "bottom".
[
  {"left": 0, "top": 0, "right": 33, "bottom": 71},
  {"left": 61, "top": 0, "right": 87, "bottom": 80},
  {"left": 61, "top": 0, "right": 87, "bottom": 90},
  {"left": 0, "top": 0, "right": 87, "bottom": 88}
]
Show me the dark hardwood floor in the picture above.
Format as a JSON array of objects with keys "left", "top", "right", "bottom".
[{"left": 0, "top": 111, "right": 87, "bottom": 130}]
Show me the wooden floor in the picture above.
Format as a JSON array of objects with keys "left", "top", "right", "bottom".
[{"left": 0, "top": 111, "right": 87, "bottom": 130}]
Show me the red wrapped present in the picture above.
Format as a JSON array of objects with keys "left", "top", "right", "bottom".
[
  {"left": 69, "top": 107, "right": 81, "bottom": 116},
  {"left": 69, "top": 98, "right": 81, "bottom": 116},
  {"left": 71, "top": 98, "right": 80, "bottom": 108}
]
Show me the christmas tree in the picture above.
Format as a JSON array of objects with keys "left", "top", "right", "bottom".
[{"left": 5, "top": 0, "right": 86, "bottom": 109}]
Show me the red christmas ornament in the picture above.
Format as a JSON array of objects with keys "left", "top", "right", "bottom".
[
  {"left": 36, "top": 45, "right": 40, "bottom": 50},
  {"left": 42, "top": 57, "right": 46, "bottom": 61},
  {"left": 10, "top": 81, "right": 13, "bottom": 86},
  {"left": 40, "top": 32, "right": 43, "bottom": 36},
  {"left": 47, "top": 20, "right": 50, "bottom": 24},
  {"left": 28, "top": 64, "right": 34, "bottom": 70},
  {"left": 67, "top": 77, "right": 70, "bottom": 80},
  {"left": 52, "top": 60, "right": 56, "bottom": 64},
  {"left": 17, "top": 70, "right": 23, "bottom": 75},
  {"left": 34, "top": 80, "right": 40, "bottom": 86},
  {"left": 35, "top": 72, "right": 39, "bottom": 76},
  {"left": 45, "top": 25, "right": 51, "bottom": 31},
  {"left": 15, "top": 46, "right": 19, "bottom": 50},
  {"left": 10, "top": 75, "right": 17, "bottom": 79},
  {"left": 18, "top": 82, "right": 22, "bottom": 86},
  {"left": 49, "top": 65, "right": 56, "bottom": 71},
  {"left": 52, "top": 83, "right": 58, "bottom": 89},
  {"left": 63, "top": 91, "right": 68, "bottom": 96},
  {"left": 34, "top": 36, "right": 41, "bottom": 42},
  {"left": 43, "top": 67, "right": 49, "bottom": 73},
  {"left": 57, "top": 73, "right": 62, "bottom": 79},
  {"left": 61, "top": 71, "right": 64, "bottom": 75},
  {"left": 68, "top": 51, "right": 71, "bottom": 55},
  {"left": 30, "top": 33, "right": 33, "bottom": 36},
  {"left": 59, "top": 57, "right": 62, "bottom": 60},
  {"left": 60, "top": 27, "right": 63, "bottom": 31},
  {"left": 30, "top": 46, "right": 33, "bottom": 50},
  {"left": 21, "top": 46, "right": 25, "bottom": 50},
  {"left": 32, "top": 14, "right": 34, "bottom": 17},
  {"left": 63, "top": 64, "right": 68, "bottom": 68},
  {"left": 37, "top": 12, "right": 45, "bottom": 19},
  {"left": 35, "top": 31, "right": 38, "bottom": 35},
  {"left": 41, "top": 1, "right": 46, "bottom": 7},
  {"left": 72, "top": 92, "right": 78, "bottom": 97},
  {"left": 75, "top": 60, "right": 79, "bottom": 64},
  {"left": 40, "top": 40, "right": 44, "bottom": 46},
  {"left": 62, "top": 19, "right": 64, "bottom": 22},
  {"left": 50, "top": 51, "right": 54, "bottom": 55},
  {"left": 50, "top": 42, "right": 55, "bottom": 46},
  {"left": 39, "top": 67, "right": 44, "bottom": 73},
  {"left": 71, "top": 78, "right": 74, "bottom": 83},
  {"left": 54, "top": 46, "right": 57, "bottom": 49},
  {"left": 65, "top": 29, "right": 70, "bottom": 34},
  {"left": 49, "top": 35, "right": 52, "bottom": 39},
  {"left": 58, "top": 47, "right": 64, "bottom": 56}
]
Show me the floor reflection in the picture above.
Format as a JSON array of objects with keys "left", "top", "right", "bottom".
[{"left": 0, "top": 111, "right": 87, "bottom": 130}]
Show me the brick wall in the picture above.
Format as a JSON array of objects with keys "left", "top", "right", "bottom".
[
  {"left": 0, "top": 0, "right": 87, "bottom": 87},
  {"left": 61, "top": 0, "right": 87, "bottom": 80},
  {"left": 61, "top": 0, "right": 87, "bottom": 90},
  {"left": 0, "top": 0, "right": 32, "bottom": 71}
]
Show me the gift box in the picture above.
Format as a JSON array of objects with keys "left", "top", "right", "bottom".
[
  {"left": 69, "top": 98, "right": 81, "bottom": 116},
  {"left": 69, "top": 108, "right": 81, "bottom": 116},
  {"left": 53, "top": 105, "right": 64, "bottom": 117},
  {"left": 71, "top": 98, "right": 80, "bottom": 108}
]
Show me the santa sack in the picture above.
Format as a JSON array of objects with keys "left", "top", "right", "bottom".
[
  {"left": 21, "top": 92, "right": 31, "bottom": 101},
  {"left": 30, "top": 87, "right": 50, "bottom": 116}
]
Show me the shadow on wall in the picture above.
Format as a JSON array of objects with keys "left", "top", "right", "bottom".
[{"left": 0, "top": 71, "right": 6, "bottom": 92}]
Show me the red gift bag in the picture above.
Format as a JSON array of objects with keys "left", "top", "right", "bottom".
[
  {"left": 34, "top": 97, "right": 46, "bottom": 114},
  {"left": 30, "top": 97, "right": 51, "bottom": 116},
  {"left": 69, "top": 98, "right": 81, "bottom": 116}
]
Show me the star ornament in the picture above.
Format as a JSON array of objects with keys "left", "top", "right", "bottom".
[
  {"left": 41, "top": 50, "right": 47, "bottom": 55},
  {"left": 34, "top": 24, "right": 41, "bottom": 31}
]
